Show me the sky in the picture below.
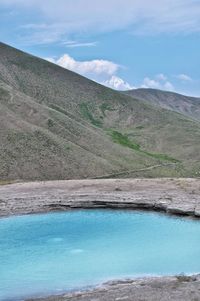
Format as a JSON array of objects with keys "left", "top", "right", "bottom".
[{"left": 0, "top": 0, "right": 199, "bottom": 96}]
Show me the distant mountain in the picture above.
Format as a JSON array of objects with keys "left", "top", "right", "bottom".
[
  {"left": 126, "top": 88, "right": 200, "bottom": 122},
  {"left": 0, "top": 42, "right": 200, "bottom": 181}
]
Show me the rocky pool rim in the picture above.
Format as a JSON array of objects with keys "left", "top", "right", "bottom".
[{"left": 0, "top": 178, "right": 200, "bottom": 300}]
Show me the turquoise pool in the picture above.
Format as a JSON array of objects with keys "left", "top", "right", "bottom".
[{"left": 0, "top": 210, "right": 200, "bottom": 300}]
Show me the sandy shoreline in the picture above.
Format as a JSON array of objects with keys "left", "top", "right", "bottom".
[{"left": 1, "top": 178, "right": 200, "bottom": 301}]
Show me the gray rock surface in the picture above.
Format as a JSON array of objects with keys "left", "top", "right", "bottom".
[
  {"left": 0, "top": 178, "right": 200, "bottom": 218},
  {"left": 29, "top": 275, "right": 200, "bottom": 301}
]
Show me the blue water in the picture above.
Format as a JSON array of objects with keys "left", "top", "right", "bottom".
[{"left": 0, "top": 210, "right": 200, "bottom": 300}]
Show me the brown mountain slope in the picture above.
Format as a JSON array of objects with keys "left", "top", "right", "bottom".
[
  {"left": 0, "top": 42, "right": 200, "bottom": 180},
  {"left": 126, "top": 88, "right": 200, "bottom": 122}
]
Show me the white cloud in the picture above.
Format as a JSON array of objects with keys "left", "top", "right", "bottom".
[
  {"left": 176, "top": 74, "right": 192, "bottom": 81},
  {"left": 104, "top": 75, "right": 174, "bottom": 92},
  {"left": 47, "top": 54, "right": 119, "bottom": 77},
  {"left": 104, "top": 76, "right": 135, "bottom": 91},
  {"left": 46, "top": 54, "right": 134, "bottom": 90},
  {"left": 1, "top": 0, "right": 200, "bottom": 44},
  {"left": 46, "top": 55, "right": 177, "bottom": 92},
  {"left": 63, "top": 41, "right": 97, "bottom": 48},
  {"left": 156, "top": 73, "right": 168, "bottom": 81},
  {"left": 142, "top": 78, "right": 161, "bottom": 89},
  {"left": 164, "top": 81, "right": 175, "bottom": 91},
  {"left": 141, "top": 77, "right": 174, "bottom": 91}
]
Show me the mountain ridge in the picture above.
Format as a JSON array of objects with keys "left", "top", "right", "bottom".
[
  {"left": 0, "top": 42, "right": 200, "bottom": 180},
  {"left": 125, "top": 88, "right": 200, "bottom": 122}
]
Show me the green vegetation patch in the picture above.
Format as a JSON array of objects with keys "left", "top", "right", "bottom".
[
  {"left": 0, "top": 87, "right": 10, "bottom": 102},
  {"left": 110, "top": 130, "right": 140, "bottom": 151},
  {"left": 135, "top": 125, "right": 144, "bottom": 130},
  {"left": 47, "top": 119, "right": 54, "bottom": 128},
  {"left": 100, "top": 103, "right": 115, "bottom": 117},
  {"left": 109, "top": 130, "right": 179, "bottom": 163},
  {"left": 144, "top": 151, "right": 179, "bottom": 163},
  {"left": 79, "top": 103, "right": 102, "bottom": 127}
]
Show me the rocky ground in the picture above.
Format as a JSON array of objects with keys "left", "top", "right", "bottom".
[
  {"left": 0, "top": 178, "right": 200, "bottom": 301},
  {"left": 0, "top": 178, "right": 200, "bottom": 218},
  {"left": 28, "top": 275, "right": 200, "bottom": 301}
]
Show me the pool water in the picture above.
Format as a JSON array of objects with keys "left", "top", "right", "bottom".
[{"left": 0, "top": 210, "right": 200, "bottom": 300}]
